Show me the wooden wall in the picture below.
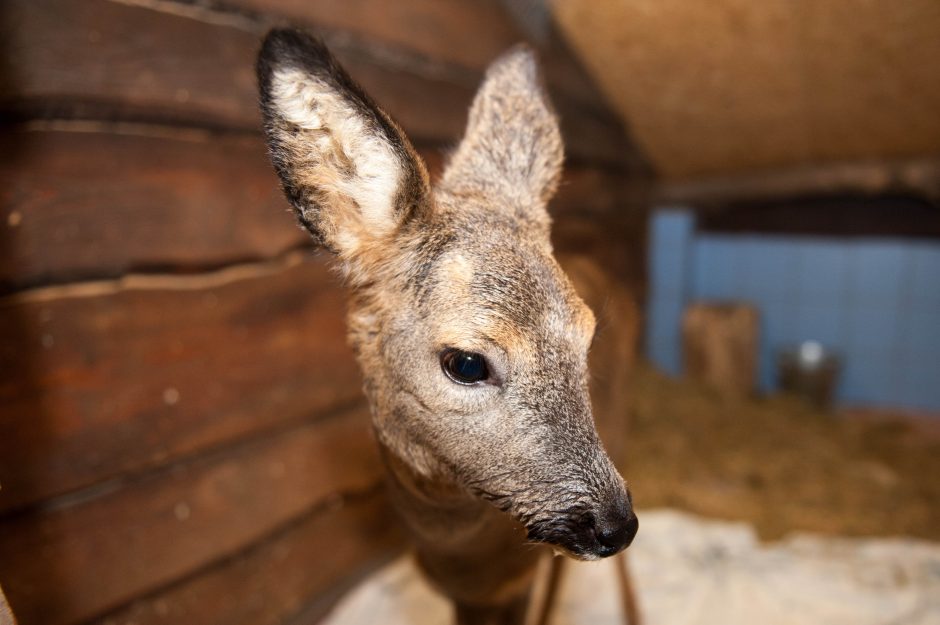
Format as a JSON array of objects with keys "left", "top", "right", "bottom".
[{"left": 0, "top": 1, "right": 650, "bottom": 624}]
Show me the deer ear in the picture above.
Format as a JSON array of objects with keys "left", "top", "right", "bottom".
[
  {"left": 441, "top": 46, "right": 563, "bottom": 215},
  {"left": 257, "top": 29, "right": 430, "bottom": 259}
]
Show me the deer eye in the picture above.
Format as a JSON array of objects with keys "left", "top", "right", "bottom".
[{"left": 440, "top": 349, "right": 489, "bottom": 385}]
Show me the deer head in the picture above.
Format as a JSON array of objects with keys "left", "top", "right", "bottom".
[{"left": 257, "top": 29, "right": 637, "bottom": 559}]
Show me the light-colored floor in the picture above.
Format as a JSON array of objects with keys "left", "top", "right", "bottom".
[{"left": 323, "top": 510, "right": 940, "bottom": 625}]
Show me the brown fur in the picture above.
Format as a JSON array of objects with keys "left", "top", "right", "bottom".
[{"left": 257, "top": 29, "right": 636, "bottom": 625}]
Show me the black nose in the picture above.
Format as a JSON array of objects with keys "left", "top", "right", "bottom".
[{"left": 594, "top": 512, "right": 638, "bottom": 557}]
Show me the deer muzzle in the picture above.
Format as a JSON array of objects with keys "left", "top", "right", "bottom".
[{"left": 525, "top": 482, "right": 638, "bottom": 560}]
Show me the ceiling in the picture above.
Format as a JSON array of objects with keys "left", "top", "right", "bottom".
[{"left": 552, "top": 0, "right": 940, "bottom": 180}]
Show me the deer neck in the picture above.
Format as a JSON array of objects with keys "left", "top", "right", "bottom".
[
  {"left": 376, "top": 440, "right": 543, "bottom": 605},
  {"left": 377, "top": 440, "right": 492, "bottom": 543}
]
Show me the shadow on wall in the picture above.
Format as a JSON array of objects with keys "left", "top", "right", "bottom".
[{"left": 646, "top": 208, "right": 940, "bottom": 411}]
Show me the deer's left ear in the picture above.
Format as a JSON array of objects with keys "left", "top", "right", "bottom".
[
  {"left": 257, "top": 29, "right": 430, "bottom": 259},
  {"left": 440, "top": 46, "right": 563, "bottom": 217}
]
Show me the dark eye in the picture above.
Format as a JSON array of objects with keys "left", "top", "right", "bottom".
[{"left": 440, "top": 349, "right": 490, "bottom": 385}]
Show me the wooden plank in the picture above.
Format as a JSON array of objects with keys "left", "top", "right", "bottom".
[
  {"left": 0, "top": 0, "right": 466, "bottom": 141},
  {"left": 93, "top": 491, "right": 405, "bottom": 625},
  {"left": 230, "top": 0, "right": 640, "bottom": 163},
  {"left": 553, "top": 98, "right": 636, "bottom": 167},
  {"left": 0, "top": 255, "right": 362, "bottom": 513},
  {"left": 0, "top": 126, "right": 307, "bottom": 292},
  {"left": 656, "top": 156, "right": 940, "bottom": 207},
  {"left": 0, "top": 0, "right": 258, "bottom": 129},
  {"left": 231, "top": 0, "right": 523, "bottom": 77},
  {"left": 0, "top": 0, "right": 632, "bottom": 166},
  {"left": 227, "top": 0, "right": 609, "bottom": 113},
  {"left": 551, "top": 170, "right": 651, "bottom": 298},
  {"left": 697, "top": 195, "right": 940, "bottom": 240},
  {"left": 553, "top": 219, "right": 648, "bottom": 301},
  {"left": 0, "top": 126, "right": 636, "bottom": 291},
  {"left": 0, "top": 404, "right": 383, "bottom": 625},
  {"left": 551, "top": 168, "right": 636, "bottom": 217},
  {"left": 0, "top": 125, "right": 457, "bottom": 291}
]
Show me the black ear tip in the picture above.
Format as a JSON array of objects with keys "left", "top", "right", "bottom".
[
  {"left": 261, "top": 28, "right": 327, "bottom": 58},
  {"left": 257, "top": 28, "right": 334, "bottom": 86}
]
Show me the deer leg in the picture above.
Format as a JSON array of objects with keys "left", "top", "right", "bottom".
[
  {"left": 615, "top": 552, "right": 642, "bottom": 625},
  {"left": 525, "top": 555, "right": 566, "bottom": 625}
]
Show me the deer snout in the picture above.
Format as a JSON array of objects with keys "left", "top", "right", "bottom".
[
  {"left": 534, "top": 487, "right": 638, "bottom": 560},
  {"left": 582, "top": 469, "right": 638, "bottom": 558},
  {"left": 591, "top": 504, "right": 639, "bottom": 557}
]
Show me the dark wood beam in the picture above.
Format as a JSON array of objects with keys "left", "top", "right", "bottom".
[{"left": 656, "top": 157, "right": 940, "bottom": 208}]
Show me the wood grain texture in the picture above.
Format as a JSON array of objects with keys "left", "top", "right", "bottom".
[
  {"left": 552, "top": 167, "right": 641, "bottom": 217},
  {"left": 0, "top": 0, "right": 633, "bottom": 166},
  {"left": 0, "top": 126, "right": 307, "bottom": 292},
  {"left": 551, "top": 165, "right": 651, "bottom": 303},
  {"left": 93, "top": 491, "right": 405, "bottom": 625},
  {"left": 0, "top": 0, "right": 466, "bottom": 140},
  {"left": 231, "top": 0, "right": 523, "bottom": 75},
  {"left": 0, "top": 125, "right": 636, "bottom": 291},
  {"left": 227, "top": 0, "right": 610, "bottom": 113},
  {"left": 656, "top": 156, "right": 940, "bottom": 206},
  {"left": 0, "top": 255, "right": 361, "bottom": 514},
  {"left": 0, "top": 404, "right": 383, "bottom": 625},
  {"left": 0, "top": 0, "right": 259, "bottom": 129}
]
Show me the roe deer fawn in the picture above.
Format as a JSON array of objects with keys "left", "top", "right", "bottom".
[{"left": 257, "top": 29, "right": 637, "bottom": 625}]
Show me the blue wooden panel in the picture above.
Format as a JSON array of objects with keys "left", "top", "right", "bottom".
[
  {"left": 840, "top": 347, "right": 888, "bottom": 405},
  {"left": 798, "top": 240, "right": 851, "bottom": 302},
  {"left": 646, "top": 297, "right": 685, "bottom": 377},
  {"left": 796, "top": 302, "right": 847, "bottom": 348},
  {"left": 757, "top": 341, "right": 776, "bottom": 392},
  {"left": 848, "top": 303, "right": 900, "bottom": 353},
  {"left": 646, "top": 209, "right": 694, "bottom": 376},
  {"left": 651, "top": 209, "right": 695, "bottom": 245},
  {"left": 909, "top": 243, "right": 940, "bottom": 307},
  {"left": 661, "top": 220, "right": 938, "bottom": 410},
  {"left": 649, "top": 210, "right": 694, "bottom": 302},
  {"left": 647, "top": 297, "right": 683, "bottom": 344},
  {"left": 899, "top": 348, "right": 940, "bottom": 411},
  {"left": 850, "top": 241, "right": 907, "bottom": 302},
  {"left": 839, "top": 353, "right": 865, "bottom": 404},
  {"left": 647, "top": 334, "right": 682, "bottom": 376},
  {"left": 742, "top": 237, "right": 800, "bottom": 304},
  {"left": 650, "top": 250, "right": 685, "bottom": 301},
  {"left": 763, "top": 304, "right": 800, "bottom": 349},
  {"left": 901, "top": 308, "right": 940, "bottom": 357},
  {"left": 692, "top": 236, "right": 738, "bottom": 300},
  {"left": 898, "top": 304, "right": 940, "bottom": 411}
]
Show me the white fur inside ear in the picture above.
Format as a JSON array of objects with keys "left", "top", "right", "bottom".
[{"left": 271, "top": 68, "right": 402, "bottom": 245}]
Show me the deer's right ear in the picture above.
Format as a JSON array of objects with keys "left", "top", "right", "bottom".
[{"left": 257, "top": 29, "right": 430, "bottom": 260}]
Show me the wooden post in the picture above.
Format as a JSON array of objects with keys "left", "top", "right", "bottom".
[{"left": 682, "top": 303, "right": 760, "bottom": 399}]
